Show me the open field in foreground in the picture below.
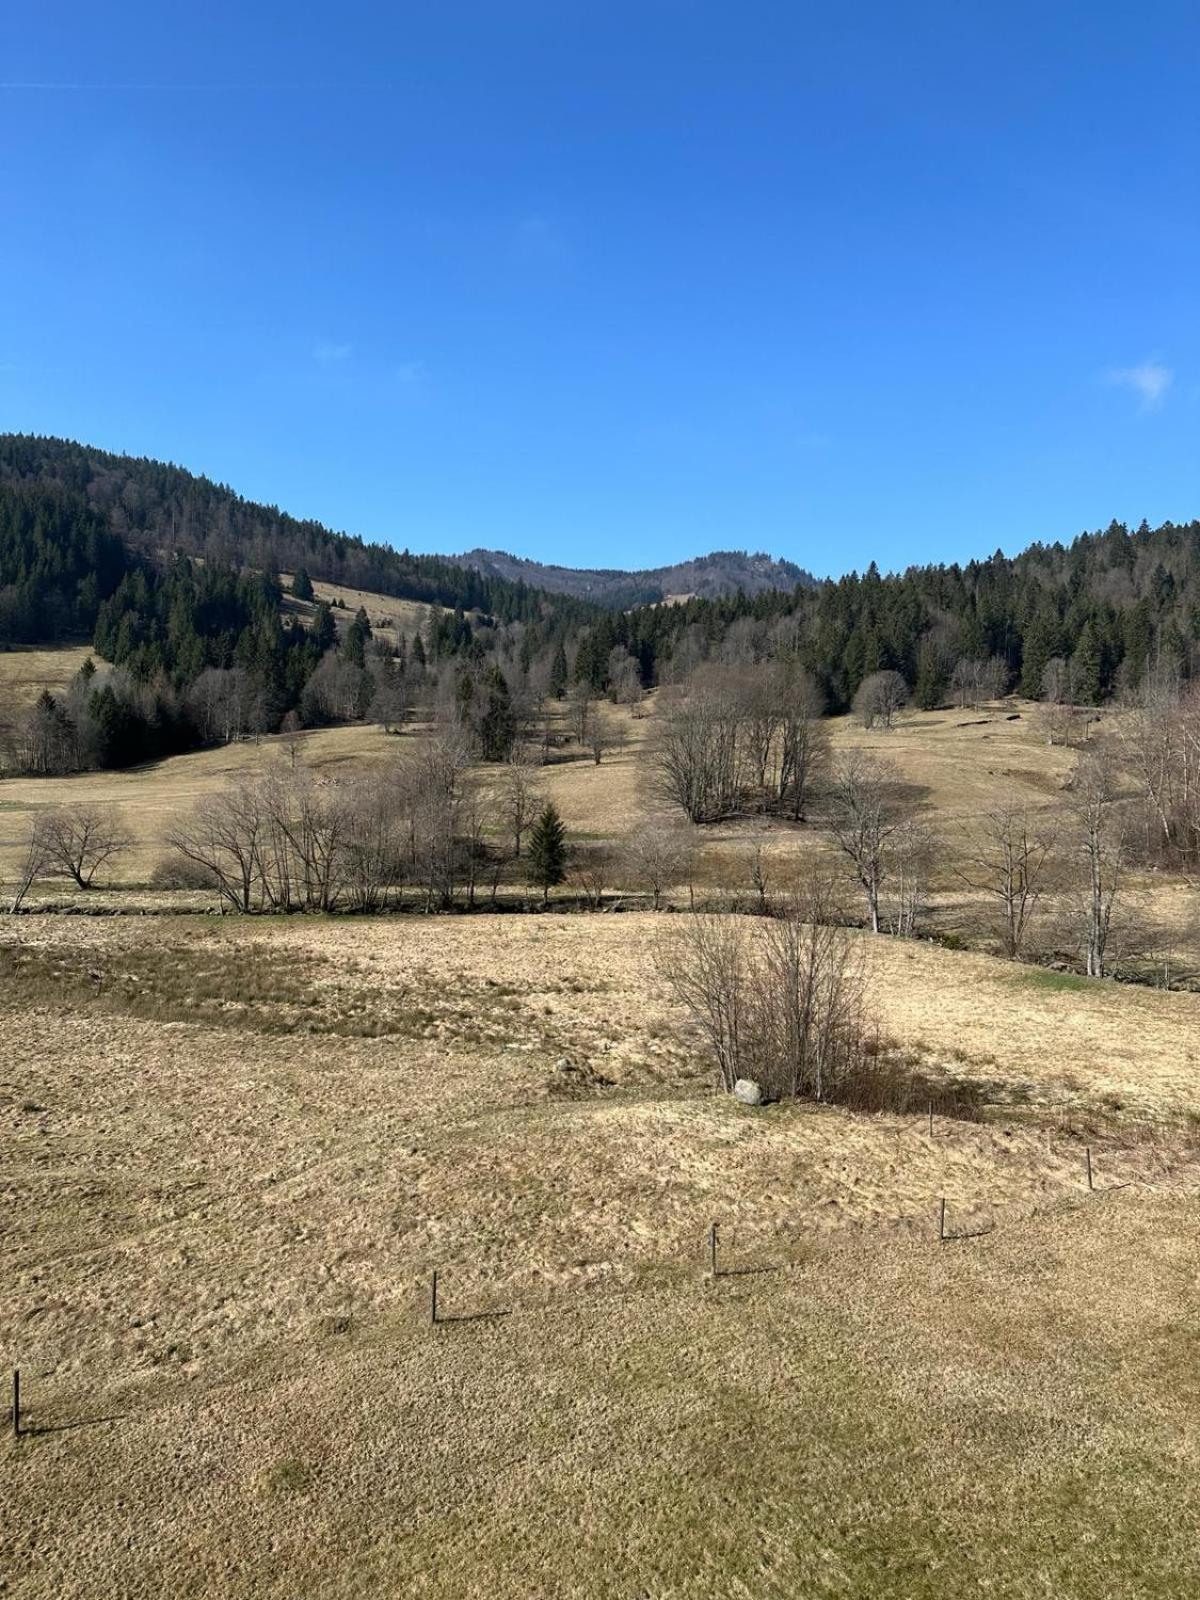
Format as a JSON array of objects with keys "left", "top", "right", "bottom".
[{"left": 4, "top": 914, "right": 1200, "bottom": 1596}]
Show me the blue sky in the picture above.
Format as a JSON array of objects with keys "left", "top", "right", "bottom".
[{"left": 2, "top": 2, "right": 1197, "bottom": 577}]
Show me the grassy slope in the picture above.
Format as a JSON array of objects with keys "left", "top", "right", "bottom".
[{"left": 3, "top": 913, "right": 1200, "bottom": 1597}]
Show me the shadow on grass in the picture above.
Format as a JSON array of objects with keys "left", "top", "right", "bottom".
[{"left": 20, "top": 1413, "right": 123, "bottom": 1438}]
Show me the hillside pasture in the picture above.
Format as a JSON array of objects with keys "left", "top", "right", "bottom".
[{"left": 4, "top": 911, "right": 1200, "bottom": 1597}]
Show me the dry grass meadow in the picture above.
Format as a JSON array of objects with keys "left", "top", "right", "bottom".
[{"left": 4, "top": 651, "right": 1200, "bottom": 1596}]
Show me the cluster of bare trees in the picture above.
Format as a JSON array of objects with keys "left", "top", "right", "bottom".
[
  {"left": 950, "top": 656, "right": 1009, "bottom": 709},
  {"left": 1116, "top": 677, "right": 1200, "bottom": 869},
  {"left": 661, "top": 875, "right": 869, "bottom": 1102},
  {"left": 163, "top": 740, "right": 479, "bottom": 913},
  {"left": 653, "top": 661, "right": 828, "bottom": 823}
]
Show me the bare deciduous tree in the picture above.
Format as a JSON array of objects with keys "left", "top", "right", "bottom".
[
  {"left": 853, "top": 670, "right": 908, "bottom": 730},
  {"left": 496, "top": 750, "right": 542, "bottom": 858},
  {"left": 824, "top": 751, "right": 912, "bottom": 933},
  {"left": 660, "top": 876, "right": 869, "bottom": 1102},
  {"left": 652, "top": 673, "right": 743, "bottom": 823},
  {"left": 36, "top": 803, "right": 132, "bottom": 889},
  {"left": 587, "top": 704, "right": 622, "bottom": 765},
  {"left": 166, "top": 780, "right": 266, "bottom": 912},
  {"left": 622, "top": 823, "right": 696, "bottom": 910},
  {"left": 885, "top": 817, "right": 935, "bottom": 938},
  {"left": 1065, "top": 748, "right": 1125, "bottom": 978},
  {"left": 659, "top": 912, "right": 750, "bottom": 1092},
  {"left": 951, "top": 656, "right": 1010, "bottom": 709},
  {"left": 957, "top": 805, "right": 1056, "bottom": 958},
  {"left": 571, "top": 844, "right": 612, "bottom": 910},
  {"left": 8, "top": 822, "right": 52, "bottom": 913},
  {"left": 566, "top": 683, "right": 593, "bottom": 748},
  {"left": 776, "top": 660, "right": 828, "bottom": 821}
]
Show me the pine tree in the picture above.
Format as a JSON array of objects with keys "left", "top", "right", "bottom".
[
  {"left": 527, "top": 802, "right": 567, "bottom": 905},
  {"left": 291, "top": 567, "right": 314, "bottom": 601}
]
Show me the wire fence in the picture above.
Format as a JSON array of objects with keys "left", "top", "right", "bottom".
[{"left": 10, "top": 1120, "right": 1200, "bottom": 1446}]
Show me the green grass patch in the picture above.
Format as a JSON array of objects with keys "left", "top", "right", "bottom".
[{"left": 1013, "top": 967, "right": 1093, "bottom": 994}]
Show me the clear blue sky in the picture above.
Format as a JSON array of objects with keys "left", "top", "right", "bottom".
[{"left": 3, "top": 2, "right": 1198, "bottom": 577}]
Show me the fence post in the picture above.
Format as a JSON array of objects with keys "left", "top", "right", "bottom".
[
  {"left": 938, "top": 1197, "right": 947, "bottom": 1242},
  {"left": 430, "top": 1270, "right": 439, "bottom": 1327},
  {"left": 928, "top": 1101, "right": 934, "bottom": 1137},
  {"left": 1085, "top": 1146, "right": 1093, "bottom": 1192},
  {"left": 11, "top": 1369, "right": 19, "bottom": 1441},
  {"left": 708, "top": 1221, "right": 718, "bottom": 1279}
]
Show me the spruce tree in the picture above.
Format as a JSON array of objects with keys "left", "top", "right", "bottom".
[
  {"left": 549, "top": 641, "right": 569, "bottom": 699},
  {"left": 527, "top": 802, "right": 567, "bottom": 905},
  {"left": 477, "top": 665, "right": 517, "bottom": 761},
  {"left": 291, "top": 566, "right": 314, "bottom": 601}
]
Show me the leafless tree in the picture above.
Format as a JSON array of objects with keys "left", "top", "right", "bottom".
[
  {"left": 607, "top": 647, "right": 644, "bottom": 708},
  {"left": 824, "top": 751, "right": 912, "bottom": 932},
  {"left": 571, "top": 844, "right": 612, "bottom": 910},
  {"left": 339, "top": 768, "right": 408, "bottom": 912},
  {"left": 1065, "top": 747, "right": 1125, "bottom": 978},
  {"left": 885, "top": 817, "right": 935, "bottom": 938},
  {"left": 660, "top": 876, "right": 870, "bottom": 1101},
  {"left": 652, "top": 672, "right": 744, "bottom": 823},
  {"left": 566, "top": 683, "right": 593, "bottom": 747},
  {"left": 1115, "top": 680, "right": 1200, "bottom": 868},
  {"left": 166, "top": 780, "right": 266, "bottom": 911},
  {"left": 368, "top": 659, "right": 409, "bottom": 733},
  {"left": 36, "top": 803, "right": 132, "bottom": 889},
  {"left": 951, "top": 656, "right": 1010, "bottom": 709},
  {"left": 853, "top": 670, "right": 908, "bottom": 730},
  {"left": 186, "top": 667, "right": 256, "bottom": 744},
  {"left": 957, "top": 805, "right": 1056, "bottom": 958},
  {"left": 587, "top": 704, "right": 622, "bottom": 765},
  {"left": 752, "top": 878, "right": 869, "bottom": 1101},
  {"left": 776, "top": 660, "right": 828, "bottom": 821},
  {"left": 1037, "top": 657, "right": 1080, "bottom": 747},
  {"left": 8, "top": 821, "right": 53, "bottom": 913},
  {"left": 746, "top": 836, "right": 772, "bottom": 915},
  {"left": 659, "top": 912, "right": 750, "bottom": 1092},
  {"left": 496, "top": 750, "right": 542, "bottom": 857},
  {"left": 622, "top": 823, "right": 696, "bottom": 910}
]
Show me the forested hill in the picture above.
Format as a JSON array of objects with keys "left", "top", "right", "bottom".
[
  {"left": 630, "top": 518, "right": 1200, "bottom": 710},
  {"left": 0, "top": 433, "right": 592, "bottom": 630},
  {"left": 448, "top": 547, "right": 816, "bottom": 607}
]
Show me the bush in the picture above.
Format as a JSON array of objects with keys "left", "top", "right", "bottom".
[{"left": 150, "top": 853, "right": 219, "bottom": 892}]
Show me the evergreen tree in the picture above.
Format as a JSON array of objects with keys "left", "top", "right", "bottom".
[
  {"left": 549, "top": 640, "right": 569, "bottom": 698},
  {"left": 343, "top": 605, "right": 372, "bottom": 667},
  {"left": 312, "top": 601, "right": 336, "bottom": 653},
  {"left": 1019, "top": 604, "right": 1061, "bottom": 698},
  {"left": 477, "top": 665, "right": 517, "bottom": 761},
  {"left": 913, "top": 638, "right": 946, "bottom": 710},
  {"left": 527, "top": 802, "right": 567, "bottom": 905},
  {"left": 1070, "top": 620, "right": 1102, "bottom": 705},
  {"left": 291, "top": 566, "right": 314, "bottom": 601}
]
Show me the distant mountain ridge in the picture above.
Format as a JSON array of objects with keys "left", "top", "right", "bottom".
[{"left": 448, "top": 547, "right": 816, "bottom": 607}]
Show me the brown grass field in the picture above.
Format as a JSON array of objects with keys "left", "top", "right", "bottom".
[{"left": 4, "top": 657, "right": 1200, "bottom": 1595}]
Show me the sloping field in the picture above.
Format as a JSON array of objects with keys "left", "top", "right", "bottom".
[
  {"left": 3, "top": 914, "right": 1200, "bottom": 1596},
  {"left": 0, "top": 645, "right": 97, "bottom": 717},
  {"left": 280, "top": 574, "right": 434, "bottom": 644}
]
